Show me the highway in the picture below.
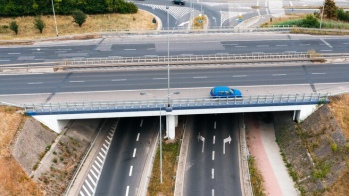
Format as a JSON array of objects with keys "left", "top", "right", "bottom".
[
  {"left": 0, "top": 35, "right": 348, "bottom": 64},
  {"left": 183, "top": 113, "right": 242, "bottom": 196},
  {"left": 0, "top": 63, "right": 348, "bottom": 95},
  {"left": 95, "top": 117, "right": 158, "bottom": 196}
]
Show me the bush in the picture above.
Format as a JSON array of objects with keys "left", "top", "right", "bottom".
[
  {"left": 72, "top": 10, "right": 87, "bottom": 27},
  {"left": 34, "top": 16, "right": 45, "bottom": 33},
  {"left": 301, "top": 14, "right": 320, "bottom": 28},
  {"left": 337, "top": 8, "right": 349, "bottom": 22},
  {"left": 116, "top": 1, "right": 138, "bottom": 14},
  {"left": 9, "top": 21, "right": 18, "bottom": 35}
]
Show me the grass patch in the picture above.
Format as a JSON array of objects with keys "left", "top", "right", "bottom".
[
  {"left": 147, "top": 141, "right": 180, "bottom": 196},
  {"left": 0, "top": 10, "right": 157, "bottom": 40},
  {"left": 248, "top": 156, "right": 265, "bottom": 196},
  {"left": 307, "top": 49, "right": 326, "bottom": 63},
  {"left": 328, "top": 94, "right": 349, "bottom": 139},
  {"left": 193, "top": 15, "right": 207, "bottom": 30}
]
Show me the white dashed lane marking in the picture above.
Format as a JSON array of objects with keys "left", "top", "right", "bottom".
[
  {"left": 27, "top": 82, "right": 43, "bottom": 84},
  {"left": 126, "top": 186, "right": 130, "bottom": 196},
  {"left": 213, "top": 136, "right": 215, "bottom": 144},
  {"left": 212, "top": 168, "right": 214, "bottom": 179},
  {"left": 133, "top": 148, "right": 137, "bottom": 158},
  {"left": 272, "top": 74, "right": 287, "bottom": 76},
  {"left": 233, "top": 75, "right": 247, "bottom": 77},
  {"left": 136, "top": 133, "right": 140, "bottom": 141},
  {"left": 129, "top": 166, "right": 133, "bottom": 176},
  {"left": 193, "top": 76, "right": 208, "bottom": 79},
  {"left": 140, "top": 119, "right": 143, "bottom": 127},
  {"left": 212, "top": 151, "right": 215, "bottom": 160},
  {"left": 111, "top": 79, "right": 126, "bottom": 81},
  {"left": 312, "top": 73, "right": 326, "bottom": 75}
]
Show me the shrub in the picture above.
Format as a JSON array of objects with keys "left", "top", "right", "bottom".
[
  {"left": 52, "top": 158, "right": 57, "bottom": 163},
  {"left": 34, "top": 16, "right": 45, "bottom": 33},
  {"left": 9, "top": 21, "right": 18, "bottom": 35},
  {"left": 337, "top": 9, "right": 349, "bottom": 22},
  {"left": 72, "top": 10, "right": 87, "bottom": 27},
  {"left": 331, "top": 142, "right": 338, "bottom": 152},
  {"left": 302, "top": 14, "right": 320, "bottom": 28}
]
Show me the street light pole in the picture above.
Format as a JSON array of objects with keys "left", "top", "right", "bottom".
[
  {"left": 140, "top": 92, "right": 180, "bottom": 184},
  {"left": 320, "top": 0, "right": 325, "bottom": 29},
  {"left": 166, "top": 6, "right": 170, "bottom": 107},
  {"left": 51, "top": 0, "right": 59, "bottom": 36}
]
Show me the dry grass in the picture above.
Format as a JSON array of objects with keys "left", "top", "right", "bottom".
[
  {"left": 0, "top": 10, "right": 157, "bottom": 40},
  {"left": 0, "top": 106, "right": 42, "bottom": 195},
  {"left": 248, "top": 156, "right": 265, "bottom": 196},
  {"left": 193, "top": 15, "right": 207, "bottom": 30},
  {"left": 326, "top": 169, "right": 349, "bottom": 196},
  {"left": 328, "top": 94, "right": 349, "bottom": 138},
  {"left": 147, "top": 142, "right": 179, "bottom": 196}
]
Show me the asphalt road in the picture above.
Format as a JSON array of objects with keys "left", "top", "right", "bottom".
[
  {"left": 0, "top": 63, "right": 348, "bottom": 95},
  {"left": 183, "top": 113, "right": 242, "bottom": 196},
  {"left": 0, "top": 35, "right": 348, "bottom": 64},
  {"left": 95, "top": 116, "right": 158, "bottom": 196}
]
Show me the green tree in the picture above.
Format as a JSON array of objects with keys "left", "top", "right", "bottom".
[
  {"left": 322, "top": 0, "right": 338, "bottom": 19},
  {"left": 302, "top": 14, "right": 320, "bottom": 28},
  {"left": 9, "top": 21, "right": 19, "bottom": 35},
  {"left": 34, "top": 16, "right": 46, "bottom": 33},
  {"left": 72, "top": 10, "right": 86, "bottom": 27},
  {"left": 337, "top": 8, "right": 349, "bottom": 22}
]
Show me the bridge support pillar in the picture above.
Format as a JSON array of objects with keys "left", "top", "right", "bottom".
[
  {"left": 166, "top": 115, "right": 176, "bottom": 140},
  {"left": 293, "top": 104, "right": 318, "bottom": 123},
  {"left": 33, "top": 115, "right": 69, "bottom": 134}
]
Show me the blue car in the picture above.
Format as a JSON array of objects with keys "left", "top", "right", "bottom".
[{"left": 210, "top": 86, "right": 242, "bottom": 98}]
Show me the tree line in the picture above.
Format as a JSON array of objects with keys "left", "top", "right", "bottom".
[{"left": 0, "top": 0, "right": 137, "bottom": 16}]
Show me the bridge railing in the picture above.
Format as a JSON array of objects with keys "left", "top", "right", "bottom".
[{"left": 24, "top": 93, "right": 329, "bottom": 115}]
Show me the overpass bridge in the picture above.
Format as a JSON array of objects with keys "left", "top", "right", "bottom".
[{"left": 24, "top": 93, "right": 329, "bottom": 139}]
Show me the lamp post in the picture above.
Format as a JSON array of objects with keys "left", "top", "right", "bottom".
[
  {"left": 140, "top": 92, "right": 180, "bottom": 184},
  {"left": 320, "top": 0, "right": 325, "bottom": 29},
  {"left": 51, "top": 0, "right": 59, "bottom": 36},
  {"left": 166, "top": 6, "right": 171, "bottom": 107}
]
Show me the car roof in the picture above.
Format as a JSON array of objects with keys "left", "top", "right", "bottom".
[{"left": 212, "top": 86, "right": 231, "bottom": 91}]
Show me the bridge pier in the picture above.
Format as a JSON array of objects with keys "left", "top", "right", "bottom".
[
  {"left": 293, "top": 105, "right": 318, "bottom": 122},
  {"left": 33, "top": 115, "right": 69, "bottom": 134},
  {"left": 166, "top": 115, "right": 178, "bottom": 140}
]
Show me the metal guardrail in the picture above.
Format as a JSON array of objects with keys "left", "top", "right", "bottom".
[
  {"left": 24, "top": 93, "right": 329, "bottom": 115},
  {"left": 63, "top": 52, "right": 311, "bottom": 66}
]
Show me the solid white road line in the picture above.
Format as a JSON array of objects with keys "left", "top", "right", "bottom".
[
  {"left": 320, "top": 38, "right": 333, "bottom": 48},
  {"left": 136, "top": 133, "right": 140, "bottom": 141},
  {"left": 0, "top": 60, "right": 10, "bottom": 61},
  {"left": 312, "top": 73, "right": 326, "bottom": 75},
  {"left": 233, "top": 75, "right": 247, "bottom": 77},
  {"left": 8, "top": 53, "right": 20, "bottom": 54},
  {"left": 212, "top": 151, "right": 215, "bottom": 160},
  {"left": 129, "top": 166, "right": 133, "bottom": 176},
  {"left": 213, "top": 136, "right": 215, "bottom": 144},
  {"left": 193, "top": 76, "right": 208, "bottom": 79},
  {"left": 125, "top": 186, "right": 130, "bottom": 196},
  {"left": 140, "top": 119, "right": 143, "bottom": 127},
  {"left": 27, "top": 82, "right": 43, "bottom": 84},
  {"left": 88, "top": 174, "right": 96, "bottom": 186},
  {"left": 111, "top": 79, "right": 126, "bottom": 81},
  {"left": 133, "top": 148, "right": 137, "bottom": 158},
  {"left": 212, "top": 168, "right": 214, "bottom": 179},
  {"left": 272, "top": 74, "right": 287, "bottom": 76},
  {"left": 214, "top": 121, "right": 216, "bottom": 129},
  {"left": 153, "top": 78, "right": 167, "bottom": 80}
]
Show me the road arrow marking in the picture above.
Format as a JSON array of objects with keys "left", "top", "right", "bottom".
[
  {"left": 197, "top": 132, "right": 205, "bottom": 152},
  {"left": 223, "top": 135, "right": 232, "bottom": 154}
]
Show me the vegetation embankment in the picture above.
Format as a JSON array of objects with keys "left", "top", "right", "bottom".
[
  {"left": 262, "top": 0, "right": 349, "bottom": 35},
  {"left": 248, "top": 156, "right": 265, "bottom": 196},
  {"left": 0, "top": 10, "right": 157, "bottom": 40},
  {"left": 274, "top": 94, "right": 349, "bottom": 195},
  {"left": 0, "top": 106, "right": 42, "bottom": 195},
  {"left": 147, "top": 116, "right": 185, "bottom": 195}
]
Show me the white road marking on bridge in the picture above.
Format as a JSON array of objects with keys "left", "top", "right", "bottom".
[
  {"left": 276, "top": 45, "right": 287, "bottom": 47},
  {"left": 96, "top": 156, "right": 103, "bottom": 165},
  {"left": 233, "top": 75, "right": 247, "bottom": 77},
  {"left": 129, "top": 166, "right": 133, "bottom": 176},
  {"left": 140, "top": 119, "right": 143, "bottom": 127},
  {"left": 90, "top": 168, "right": 98, "bottom": 179},
  {"left": 256, "top": 45, "right": 269, "bottom": 47},
  {"left": 212, "top": 189, "right": 215, "bottom": 196},
  {"left": 212, "top": 168, "right": 214, "bottom": 179},
  {"left": 153, "top": 78, "right": 167, "bottom": 80},
  {"left": 213, "top": 136, "right": 215, "bottom": 144},
  {"left": 82, "top": 185, "right": 91, "bottom": 196},
  {"left": 214, "top": 121, "right": 216, "bottom": 129},
  {"left": 92, "top": 165, "right": 100, "bottom": 174},
  {"left": 193, "top": 76, "right": 208, "bottom": 79},
  {"left": 320, "top": 38, "right": 333, "bottom": 48},
  {"left": 98, "top": 151, "right": 105, "bottom": 159},
  {"left": 212, "top": 151, "right": 215, "bottom": 160},
  {"left": 88, "top": 174, "right": 96, "bottom": 186},
  {"left": 320, "top": 50, "right": 332, "bottom": 52},
  {"left": 124, "top": 49, "right": 136, "bottom": 50},
  {"left": 125, "top": 186, "right": 130, "bottom": 196},
  {"left": 111, "top": 79, "right": 126, "bottom": 81},
  {"left": 312, "top": 73, "right": 326, "bottom": 75},
  {"left": 133, "top": 148, "right": 137, "bottom": 158},
  {"left": 136, "top": 133, "right": 140, "bottom": 141},
  {"left": 272, "top": 74, "right": 287, "bottom": 76},
  {"left": 27, "top": 82, "right": 43, "bottom": 84},
  {"left": 69, "top": 81, "right": 85, "bottom": 83},
  {"left": 8, "top": 53, "right": 20, "bottom": 54}
]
